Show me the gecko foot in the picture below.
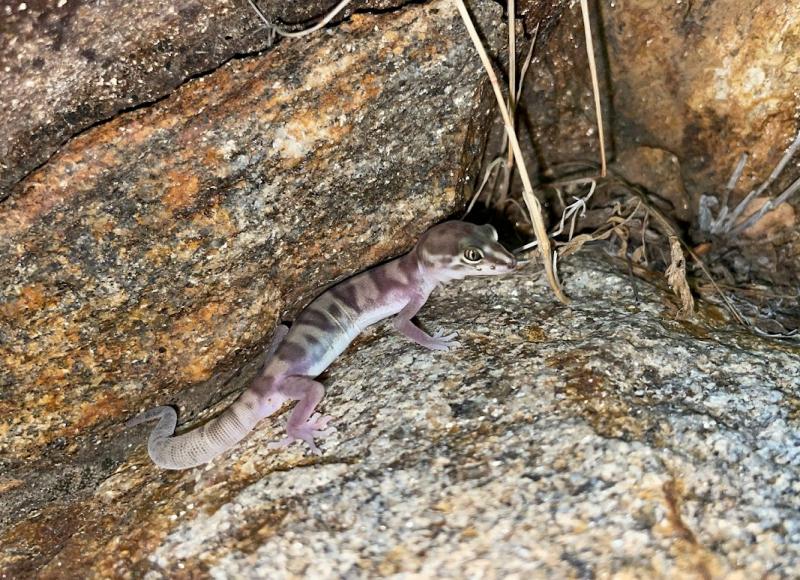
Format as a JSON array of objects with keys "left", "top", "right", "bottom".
[
  {"left": 429, "top": 328, "right": 461, "bottom": 351},
  {"left": 268, "top": 413, "right": 335, "bottom": 455}
]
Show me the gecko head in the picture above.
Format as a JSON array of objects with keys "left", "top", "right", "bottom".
[{"left": 416, "top": 221, "right": 518, "bottom": 282}]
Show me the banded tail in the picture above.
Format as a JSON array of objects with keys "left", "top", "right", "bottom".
[
  {"left": 127, "top": 326, "right": 291, "bottom": 469},
  {"left": 125, "top": 391, "right": 266, "bottom": 470},
  {"left": 125, "top": 223, "right": 518, "bottom": 469}
]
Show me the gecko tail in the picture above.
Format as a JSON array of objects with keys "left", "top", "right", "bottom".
[
  {"left": 126, "top": 395, "right": 263, "bottom": 470},
  {"left": 125, "top": 405, "right": 177, "bottom": 436}
]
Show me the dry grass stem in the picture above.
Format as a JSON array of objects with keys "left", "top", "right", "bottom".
[
  {"left": 612, "top": 176, "right": 762, "bottom": 329},
  {"left": 721, "top": 152, "right": 748, "bottom": 208},
  {"left": 506, "top": 0, "right": 517, "bottom": 190},
  {"left": 248, "top": 0, "right": 353, "bottom": 38},
  {"left": 508, "top": 0, "right": 516, "bottom": 116},
  {"left": 455, "top": 0, "right": 569, "bottom": 304},
  {"left": 685, "top": 248, "right": 760, "bottom": 330},
  {"left": 516, "top": 24, "right": 539, "bottom": 103},
  {"left": 245, "top": 0, "right": 277, "bottom": 43},
  {"left": 731, "top": 173, "right": 800, "bottom": 236},
  {"left": 579, "top": 0, "right": 607, "bottom": 177},
  {"left": 556, "top": 201, "right": 642, "bottom": 259},
  {"left": 515, "top": 180, "right": 597, "bottom": 253},
  {"left": 463, "top": 157, "right": 506, "bottom": 217},
  {"left": 498, "top": 12, "right": 539, "bottom": 209},
  {"left": 720, "top": 128, "right": 800, "bottom": 235}
]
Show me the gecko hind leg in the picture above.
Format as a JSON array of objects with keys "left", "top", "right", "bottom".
[{"left": 268, "top": 376, "right": 334, "bottom": 455}]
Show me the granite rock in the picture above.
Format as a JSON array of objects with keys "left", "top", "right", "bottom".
[
  {"left": 516, "top": 0, "right": 799, "bottom": 215},
  {"left": 0, "top": 0, "right": 421, "bottom": 197},
  {"left": 601, "top": 0, "right": 800, "bottom": 211},
  {"left": 2, "top": 250, "right": 798, "bottom": 577},
  {"left": 0, "top": 0, "right": 504, "bottom": 537}
]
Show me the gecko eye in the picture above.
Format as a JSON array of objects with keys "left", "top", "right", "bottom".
[{"left": 463, "top": 247, "right": 484, "bottom": 264}]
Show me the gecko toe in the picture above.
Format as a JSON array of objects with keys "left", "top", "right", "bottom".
[{"left": 267, "top": 436, "right": 295, "bottom": 450}]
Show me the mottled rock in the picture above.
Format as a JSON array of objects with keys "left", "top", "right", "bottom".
[
  {"left": 516, "top": 0, "right": 799, "bottom": 212},
  {"left": 2, "top": 250, "right": 798, "bottom": 577},
  {"left": 516, "top": 0, "right": 569, "bottom": 35},
  {"left": 511, "top": 0, "right": 798, "bottom": 304},
  {"left": 601, "top": 0, "right": 800, "bottom": 209},
  {"left": 0, "top": 0, "right": 418, "bottom": 196},
  {"left": 0, "top": 0, "right": 504, "bottom": 528},
  {"left": 2, "top": 0, "right": 256, "bottom": 195}
]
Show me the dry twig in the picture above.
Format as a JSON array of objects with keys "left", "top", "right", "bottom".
[
  {"left": 247, "top": 0, "right": 354, "bottom": 38},
  {"left": 455, "top": 0, "right": 569, "bottom": 304},
  {"left": 579, "top": 0, "right": 607, "bottom": 177},
  {"left": 701, "top": 129, "right": 800, "bottom": 236}
]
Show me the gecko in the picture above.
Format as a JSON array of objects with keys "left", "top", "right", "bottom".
[{"left": 126, "top": 220, "right": 518, "bottom": 469}]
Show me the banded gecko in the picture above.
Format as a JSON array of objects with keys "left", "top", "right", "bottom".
[{"left": 127, "top": 221, "right": 517, "bottom": 469}]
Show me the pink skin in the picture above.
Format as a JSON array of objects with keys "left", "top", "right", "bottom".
[
  {"left": 128, "top": 221, "right": 517, "bottom": 469},
  {"left": 265, "top": 223, "right": 517, "bottom": 450},
  {"left": 264, "top": 377, "right": 333, "bottom": 454}
]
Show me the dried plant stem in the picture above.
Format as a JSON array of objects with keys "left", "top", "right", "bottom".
[
  {"left": 247, "top": 0, "right": 353, "bottom": 38},
  {"left": 463, "top": 157, "right": 506, "bottom": 217},
  {"left": 455, "top": 0, "right": 569, "bottom": 304},
  {"left": 579, "top": 0, "right": 607, "bottom": 177},
  {"left": 733, "top": 174, "right": 800, "bottom": 236},
  {"left": 614, "top": 176, "right": 753, "bottom": 326},
  {"left": 506, "top": 0, "right": 516, "bottom": 181},
  {"left": 665, "top": 236, "right": 695, "bottom": 319},
  {"left": 515, "top": 180, "right": 597, "bottom": 253},
  {"left": 516, "top": 24, "right": 538, "bottom": 103},
  {"left": 726, "top": 129, "right": 800, "bottom": 232},
  {"left": 508, "top": 0, "right": 516, "bottom": 115},
  {"left": 496, "top": 19, "right": 539, "bottom": 208},
  {"left": 722, "top": 152, "right": 748, "bottom": 208}
]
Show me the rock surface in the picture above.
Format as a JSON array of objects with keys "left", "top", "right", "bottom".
[
  {"left": 2, "top": 0, "right": 258, "bottom": 195},
  {"left": 0, "top": 0, "right": 418, "bottom": 197},
  {"left": 518, "top": 0, "right": 799, "bottom": 214},
  {"left": 0, "top": 0, "right": 504, "bottom": 535},
  {"left": 602, "top": 0, "right": 800, "bottom": 210},
  {"left": 511, "top": 0, "right": 799, "bottom": 311},
  {"left": 2, "top": 250, "right": 798, "bottom": 577},
  {"left": 3, "top": 0, "right": 799, "bottom": 576}
]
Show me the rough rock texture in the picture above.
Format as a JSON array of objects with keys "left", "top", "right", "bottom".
[
  {"left": 2, "top": 251, "right": 798, "bottom": 577},
  {"left": 0, "top": 0, "right": 419, "bottom": 197},
  {"left": 0, "top": 0, "right": 505, "bottom": 534},
  {"left": 597, "top": 0, "right": 800, "bottom": 314},
  {"left": 506, "top": 0, "right": 799, "bottom": 308},
  {"left": 515, "top": 0, "right": 568, "bottom": 35},
  {"left": 513, "top": 0, "right": 607, "bottom": 178},
  {"left": 601, "top": 0, "right": 800, "bottom": 213},
  {"left": 2, "top": 0, "right": 257, "bottom": 195},
  {"left": 517, "top": 0, "right": 799, "bottom": 212}
]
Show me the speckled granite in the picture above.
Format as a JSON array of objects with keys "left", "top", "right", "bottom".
[
  {"left": 0, "top": 0, "right": 504, "bottom": 540},
  {"left": 0, "top": 0, "right": 422, "bottom": 196},
  {"left": 2, "top": 249, "right": 798, "bottom": 577}
]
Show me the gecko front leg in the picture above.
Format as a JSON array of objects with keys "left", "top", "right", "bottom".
[{"left": 393, "top": 292, "right": 460, "bottom": 351}]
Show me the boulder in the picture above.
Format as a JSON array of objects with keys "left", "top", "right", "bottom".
[
  {"left": 0, "top": 0, "right": 504, "bottom": 557},
  {"left": 3, "top": 251, "right": 798, "bottom": 576}
]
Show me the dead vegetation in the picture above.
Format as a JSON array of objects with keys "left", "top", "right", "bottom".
[
  {"left": 459, "top": 1, "right": 799, "bottom": 340},
  {"left": 246, "top": 0, "right": 799, "bottom": 340}
]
